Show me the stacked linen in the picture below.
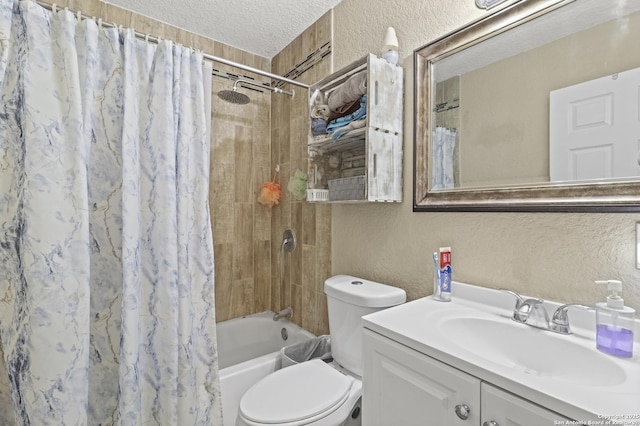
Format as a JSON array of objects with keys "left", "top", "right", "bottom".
[
  {"left": 327, "top": 71, "right": 367, "bottom": 111},
  {"left": 310, "top": 71, "right": 368, "bottom": 140},
  {"left": 325, "top": 96, "right": 367, "bottom": 137}
]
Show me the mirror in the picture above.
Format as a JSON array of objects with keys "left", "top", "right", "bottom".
[{"left": 414, "top": 0, "right": 640, "bottom": 212}]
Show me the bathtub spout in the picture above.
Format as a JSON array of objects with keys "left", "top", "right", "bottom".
[{"left": 273, "top": 307, "right": 292, "bottom": 321}]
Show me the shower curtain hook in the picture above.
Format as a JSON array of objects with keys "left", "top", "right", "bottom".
[
  {"left": 144, "top": 33, "right": 150, "bottom": 43},
  {"left": 76, "top": 10, "right": 81, "bottom": 21},
  {"left": 51, "top": 3, "right": 57, "bottom": 13},
  {"left": 275, "top": 164, "right": 280, "bottom": 173},
  {"left": 97, "top": 18, "right": 102, "bottom": 28}
]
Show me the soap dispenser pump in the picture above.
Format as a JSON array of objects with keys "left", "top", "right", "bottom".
[{"left": 595, "top": 280, "right": 635, "bottom": 357}]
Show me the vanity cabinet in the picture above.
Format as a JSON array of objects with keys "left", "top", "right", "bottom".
[
  {"left": 481, "top": 383, "right": 569, "bottom": 425},
  {"left": 306, "top": 54, "right": 403, "bottom": 203},
  {"left": 362, "top": 329, "right": 571, "bottom": 426}
]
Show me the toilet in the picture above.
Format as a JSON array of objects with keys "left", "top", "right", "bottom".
[{"left": 236, "top": 275, "right": 406, "bottom": 426}]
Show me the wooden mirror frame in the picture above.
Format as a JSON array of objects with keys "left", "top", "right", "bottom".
[{"left": 413, "top": 0, "right": 640, "bottom": 212}]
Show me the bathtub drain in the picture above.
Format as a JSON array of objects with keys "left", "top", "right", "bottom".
[{"left": 281, "top": 328, "right": 288, "bottom": 341}]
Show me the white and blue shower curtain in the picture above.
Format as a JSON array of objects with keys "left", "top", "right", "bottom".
[
  {"left": 0, "top": 1, "right": 222, "bottom": 424},
  {"left": 432, "top": 126, "right": 457, "bottom": 190}
]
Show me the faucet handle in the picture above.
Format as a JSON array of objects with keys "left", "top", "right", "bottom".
[
  {"left": 499, "top": 289, "right": 525, "bottom": 310},
  {"left": 518, "top": 298, "right": 548, "bottom": 327},
  {"left": 550, "top": 304, "right": 592, "bottom": 334}
]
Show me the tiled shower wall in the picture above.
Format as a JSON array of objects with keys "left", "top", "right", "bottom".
[
  {"left": 270, "top": 12, "right": 333, "bottom": 336},
  {"left": 53, "top": 0, "right": 274, "bottom": 323}
]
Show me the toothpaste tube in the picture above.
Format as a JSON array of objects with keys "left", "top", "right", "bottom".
[{"left": 438, "top": 247, "right": 452, "bottom": 301}]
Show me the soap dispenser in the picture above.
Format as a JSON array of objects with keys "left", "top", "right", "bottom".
[{"left": 595, "top": 280, "right": 635, "bottom": 357}]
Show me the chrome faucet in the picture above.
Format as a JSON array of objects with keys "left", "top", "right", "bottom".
[
  {"left": 500, "top": 289, "right": 592, "bottom": 334},
  {"left": 500, "top": 289, "right": 549, "bottom": 329},
  {"left": 550, "top": 304, "right": 592, "bottom": 334},
  {"left": 500, "top": 289, "right": 547, "bottom": 325}
]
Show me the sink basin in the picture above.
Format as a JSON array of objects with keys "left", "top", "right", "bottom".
[{"left": 440, "top": 316, "right": 627, "bottom": 386}]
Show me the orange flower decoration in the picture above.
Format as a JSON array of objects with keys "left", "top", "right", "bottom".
[
  {"left": 258, "top": 181, "right": 282, "bottom": 207},
  {"left": 258, "top": 167, "right": 283, "bottom": 207}
]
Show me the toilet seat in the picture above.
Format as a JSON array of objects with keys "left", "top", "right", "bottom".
[{"left": 238, "top": 359, "right": 354, "bottom": 425}]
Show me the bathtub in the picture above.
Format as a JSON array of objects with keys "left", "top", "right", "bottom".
[{"left": 217, "top": 311, "right": 315, "bottom": 426}]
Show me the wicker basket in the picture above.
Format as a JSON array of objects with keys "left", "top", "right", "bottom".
[{"left": 328, "top": 176, "right": 365, "bottom": 201}]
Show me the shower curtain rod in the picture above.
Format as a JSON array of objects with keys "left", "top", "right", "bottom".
[{"left": 34, "top": 0, "right": 311, "bottom": 90}]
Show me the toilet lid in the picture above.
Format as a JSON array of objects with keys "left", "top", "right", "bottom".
[{"left": 239, "top": 359, "right": 354, "bottom": 424}]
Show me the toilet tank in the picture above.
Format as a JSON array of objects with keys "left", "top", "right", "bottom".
[{"left": 324, "top": 275, "right": 406, "bottom": 376}]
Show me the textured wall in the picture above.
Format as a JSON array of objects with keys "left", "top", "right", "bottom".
[
  {"left": 331, "top": 0, "right": 640, "bottom": 310},
  {"left": 270, "top": 13, "right": 333, "bottom": 336}
]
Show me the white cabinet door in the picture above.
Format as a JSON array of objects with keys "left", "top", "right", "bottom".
[
  {"left": 481, "top": 383, "right": 571, "bottom": 426},
  {"left": 363, "top": 329, "right": 480, "bottom": 426},
  {"left": 367, "top": 128, "right": 403, "bottom": 202}
]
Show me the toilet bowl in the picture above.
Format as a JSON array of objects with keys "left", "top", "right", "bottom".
[
  {"left": 236, "top": 275, "right": 405, "bottom": 426},
  {"left": 236, "top": 358, "right": 362, "bottom": 426}
]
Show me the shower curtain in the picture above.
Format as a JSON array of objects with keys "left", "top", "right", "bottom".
[
  {"left": 432, "top": 126, "right": 457, "bottom": 190},
  {"left": 0, "top": 1, "right": 222, "bottom": 424}
]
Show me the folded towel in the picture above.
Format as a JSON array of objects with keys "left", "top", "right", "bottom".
[
  {"left": 311, "top": 118, "right": 328, "bottom": 136},
  {"left": 327, "top": 71, "right": 367, "bottom": 112},
  {"left": 326, "top": 95, "right": 367, "bottom": 134},
  {"left": 331, "top": 119, "right": 367, "bottom": 141},
  {"left": 311, "top": 104, "right": 330, "bottom": 120},
  {"left": 328, "top": 98, "right": 360, "bottom": 122}
]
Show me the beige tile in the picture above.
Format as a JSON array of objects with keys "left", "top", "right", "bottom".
[
  {"left": 271, "top": 127, "right": 281, "bottom": 170},
  {"left": 301, "top": 285, "right": 317, "bottom": 332},
  {"left": 302, "top": 203, "right": 317, "bottom": 246},
  {"left": 283, "top": 251, "right": 292, "bottom": 308},
  {"left": 302, "top": 245, "right": 316, "bottom": 293},
  {"left": 291, "top": 203, "right": 303, "bottom": 286},
  {"left": 233, "top": 203, "right": 254, "bottom": 280},
  {"left": 290, "top": 116, "right": 305, "bottom": 166},
  {"left": 101, "top": 3, "right": 132, "bottom": 27},
  {"left": 190, "top": 33, "right": 215, "bottom": 53},
  {"left": 291, "top": 284, "right": 303, "bottom": 328},
  {"left": 277, "top": 163, "right": 292, "bottom": 227},
  {"left": 214, "top": 243, "right": 233, "bottom": 322},
  {"left": 68, "top": 0, "right": 101, "bottom": 17},
  {"left": 254, "top": 178, "right": 272, "bottom": 242},
  {"left": 234, "top": 138, "right": 254, "bottom": 203},
  {"left": 315, "top": 293, "right": 329, "bottom": 336},
  {"left": 253, "top": 126, "right": 271, "bottom": 169},
  {"left": 211, "top": 199, "right": 234, "bottom": 245},
  {"left": 316, "top": 203, "right": 332, "bottom": 248},
  {"left": 211, "top": 163, "right": 235, "bottom": 205},
  {"left": 315, "top": 11, "right": 332, "bottom": 48},
  {"left": 277, "top": 122, "right": 291, "bottom": 167},
  {"left": 254, "top": 240, "right": 271, "bottom": 313},
  {"left": 315, "top": 246, "right": 332, "bottom": 295},
  {"left": 230, "top": 278, "right": 254, "bottom": 318},
  {"left": 211, "top": 108, "right": 236, "bottom": 163}
]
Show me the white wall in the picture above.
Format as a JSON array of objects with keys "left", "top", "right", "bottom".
[{"left": 330, "top": 0, "right": 640, "bottom": 309}]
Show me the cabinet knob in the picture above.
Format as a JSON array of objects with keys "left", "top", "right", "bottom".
[
  {"left": 482, "top": 422, "right": 500, "bottom": 426},
  {"left": 454, "top": 404, "right": 471, "bottom": 420}
]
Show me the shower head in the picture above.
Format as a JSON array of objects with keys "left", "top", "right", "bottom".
[
  {"left": 217, "top": 81, "right": 250, "bottom": 105},
  {"left": 217, "top": 79, "right": 295, "bottom": 105}
]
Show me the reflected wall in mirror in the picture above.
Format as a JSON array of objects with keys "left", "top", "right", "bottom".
[{"left": 414, "top": 0, "right": 640, "bottom": 212}]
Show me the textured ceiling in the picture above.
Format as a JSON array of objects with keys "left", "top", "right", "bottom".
[{"left": 106, "top": 0, "right": 343, "bottom": 58}]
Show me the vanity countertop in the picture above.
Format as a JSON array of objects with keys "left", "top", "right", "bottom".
[{"left": 362, "top": 281, "right": 640, "bottom": 422}]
